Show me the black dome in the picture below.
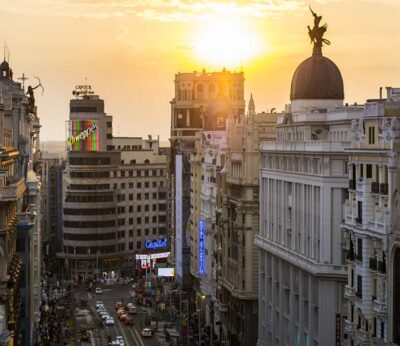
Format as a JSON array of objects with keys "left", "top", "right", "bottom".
[{"left": 290, "top": 52, "right": 344, "bottom": 100}]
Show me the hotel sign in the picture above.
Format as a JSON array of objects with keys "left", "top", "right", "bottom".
[
  {"left": 145, "top": 238, "right": 168, "bottom": 250},
  {"left": 198, "top": 218, "right": 206, "bottom": 276}
]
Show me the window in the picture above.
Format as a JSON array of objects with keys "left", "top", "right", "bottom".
[
  {"left": 145, "top": 205, "right": 149, "bottom": 212},
  {"left": 137, "top": 205, "right": 141, "bottom": 212},
  {"left": 145, "top": 217, "right": 149, "bottom": 223},
  {"left": 129, "top": 182, "right": 133, "bottom": 188},
  {"left": 152, "top": 204, "right": 157, "bottom": 211},
  {"left": 137, "top": 170, "right": 141, "bottom": 177},
  {"left": 145, "top": 193, "right": 149, "bottom": 200},
  {"left": 145, "top": 170, "right": 149, "bottom": 177},
  {"left": 129, "top": 206, "right": 133, "bottom": 212},
  {"left": 137, "top": 229, "right": 141, "bottom": 237},
  {"left": 152, "top": 169, "right": 157, "bottom": 176},
  {"left": 137, "top": 182, "right": 142, "bottom": 188},
  {"left": 136, "top": 193, "right": 141, "bottom": 200},
  {"left": 368, "top": 126, "right": 375, "bottom": 144},
  {"left": 129, "top": 194, "right": 133, "bottom": 201},
  {"left": 136, "top": 241, "right": 141, "bottom": 249},
  {"left": 357, "top": 275, "right": 362, "bottom": 298},
  {"left": 152, "top": 181, "right": 157, "bottom": 188},
  {"left": 145, "top": 229, "right": 149, "bottom": 236},
  {"left": 136, "top": 217, "right": 142, "bottom": 224},
  {"left": 366, "top": 164, "right": 373, "bottom": 179},
  {"left": 145, "top": 182, "right": 149, "bottom": 188},
  {"left": 129, "top": 218, "right": 133, "bottom": 225},
  {"left": 152, "top": 216, "right": 157, "bottom": 223},
  {"left": 152, "top": 192, "right": 157, "bottom": 199},
  {"left": 129, "top": 230, "right": 133, "bottom": 237},
  {"left": 129, "top": 242, "right": 133, "bottom": 250}
]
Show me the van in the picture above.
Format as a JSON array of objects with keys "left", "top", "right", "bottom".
[{"left": 128, "top": 305, "right": 137, "bottom": 314}]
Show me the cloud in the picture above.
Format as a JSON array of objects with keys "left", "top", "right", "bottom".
[{"left": 0, "top": 0, "right": 307, "bottom": 21}]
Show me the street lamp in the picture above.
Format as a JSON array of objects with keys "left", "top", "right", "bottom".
[{"left": 199, "top": 294, "right": 206, "bottom": 346}]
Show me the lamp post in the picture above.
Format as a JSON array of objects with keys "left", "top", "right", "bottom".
[{"left": 199, "top": 294, "right": 206, "bottom": 346}]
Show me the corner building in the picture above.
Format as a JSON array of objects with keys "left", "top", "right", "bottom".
[
  {"left": 60, "top": 86, "right": 168, "bottom": 281},
  {"left": 256, "top": 27, "right": 364, "bottom": 345}
]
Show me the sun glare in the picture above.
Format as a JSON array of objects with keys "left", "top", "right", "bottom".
[{"left": 192, "top": 17, "right": 265, "bottom": 68}]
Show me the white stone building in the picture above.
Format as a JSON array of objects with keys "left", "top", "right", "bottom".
[
  {"left": 342, "top": 86, "right": 400, "bottom": 345},
  {"left": 256, "top": 13, "right": 364, "bottom": 345}
]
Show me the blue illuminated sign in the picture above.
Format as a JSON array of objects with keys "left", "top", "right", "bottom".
[
  {"left": 145, "top": 238, "right": 168, "bottom": 250},
  {"left": 198, "top": 218, "right": 206, "bottom": 276}
]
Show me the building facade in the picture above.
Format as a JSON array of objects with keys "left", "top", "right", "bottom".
[
  {"left": 342, "top": 87, "right": 400, "bottom": 345},
  {"left": 217, "top": 97, "right": 278, "bottom": 346},
  {"left": 60, "top": 86, "right": 168, "bottom": 282},
  {"left": 0, "top": 59, "right": 42, "bottom": 346},
  {"left": 170, "top": 69, "right": 245, "bottom": 287},
  {"left": 256, "top": 13, "right": 364, "bottom": 345}
]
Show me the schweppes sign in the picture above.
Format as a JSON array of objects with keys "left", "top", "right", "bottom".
[{"left": 66, "top": 120, "right": 99, "bottom": 151}]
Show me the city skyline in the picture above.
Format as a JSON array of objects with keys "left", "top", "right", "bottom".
[{"left": 0, "top": 0, "right": 399, "bottom": 142}]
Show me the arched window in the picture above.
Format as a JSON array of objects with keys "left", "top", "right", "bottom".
[{"left": 144, "top": 159, "right": 150, "bottom": 164}]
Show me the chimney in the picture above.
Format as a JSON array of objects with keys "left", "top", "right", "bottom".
[{"left": 379, "top": 87, "right": 382, "bottom": 99}]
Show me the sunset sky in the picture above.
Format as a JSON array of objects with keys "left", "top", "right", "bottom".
[{"left": 1, "top": 0, "right": 399, "bottom": 143}]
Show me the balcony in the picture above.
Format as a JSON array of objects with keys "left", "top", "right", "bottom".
[
  {"left": 378, "top": 260, "right": 386, "bottom": 274},
  {"left": 373, "top": 299, "right": 387, "bottom": 316},
  {"left": 369, "top": 257, "right": 378, "bottom": 271},
  {"left": 344, "top": 285, "right": 355, "bottom": 300},
  {"left": 0, "top": 178, "right": 26, "bottom": 202},
  {"left": 379, "top": 183, "right": 388, "bottom": 196},
  {"left": 344, "top": 319, "right": 356, "bottom": 335}
]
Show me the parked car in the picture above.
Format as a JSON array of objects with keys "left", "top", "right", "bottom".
[
  {"left": 95, "top": 301, "right": 103, "bottom": 308},
  {"left": 105, "top": 317, "right": 115, "bottom": 326},
  {"left": 141, "top": 328, "right": 152, "bottom": 337},
  {"left": 119, "top": 313, "right": 128, "bottom": 322},
  {"left": 117, "top": 309, "right": 126, "bottom": 318},
  {"left": 95, "top": 287, "right": 103, "bottom": 294}
]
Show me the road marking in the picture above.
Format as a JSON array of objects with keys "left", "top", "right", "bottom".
[{"left": 130, "top": 326, "right": 145, "bottom": 346}]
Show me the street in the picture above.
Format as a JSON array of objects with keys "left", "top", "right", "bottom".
[{"left": 75, "top": 284, "right": 163, "bottom": 346}]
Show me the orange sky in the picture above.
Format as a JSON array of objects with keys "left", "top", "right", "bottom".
[{"left": 1, "top": 0, "right": 399, "bottom": 143}]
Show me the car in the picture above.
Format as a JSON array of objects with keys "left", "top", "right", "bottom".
[
  {"left": 124, "top": 316, "right": 134, "bottom": 326},
  {"left": 102, "top": 313, "right": 110, "bottom": 320},
  {"left": 115, "top": 301, "right": 124, "bottom": 310},
  {"left": 115, "top": 336, "right": 125, "bottom": 345},
  {"left": 141, "top": 328, "right": 152, "bottom": 337},
  {"left": 128, "top": 305, "right": 137, "bottom": 314},
  {"left": 95, "top": 301, "right": 103, "bottom": 308},
  {"left": 95, "top": 287, "right": 103, "bottom": 294},
  {"left": 105, "top": 317, "right": 115, "bottom": 326},
  {"left": 117, "top": 309, "right": 126, "bottom": 318},
  {"left": 119, "top": 313, "right": 128, "bottom": 322}
]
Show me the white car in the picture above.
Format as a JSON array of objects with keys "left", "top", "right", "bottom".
[
  {"left": 95, "top": 301, "right": 103, "bottom": 308},
  {"left": 141, "top": 328, "right": 152, "bottom": 337},
  {"left": 102, "top": 313, "right": 110, "bottom": 320},
  {"left": 105, "top": 317, "right": 115, "bottom": 326},
  {"left": 115, "top": 336, "right": 125, "bottom": 345},
  {"left": 95, "top": 287, "right": 103, "bottom": 294}
]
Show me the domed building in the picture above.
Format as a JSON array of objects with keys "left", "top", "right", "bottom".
[{"left": 256, "top": 9, "right": 365, "bottom": 346}]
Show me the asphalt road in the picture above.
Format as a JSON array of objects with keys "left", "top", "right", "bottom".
[{"left": 78, "top": 284, "right": 161, "bottom": 346}]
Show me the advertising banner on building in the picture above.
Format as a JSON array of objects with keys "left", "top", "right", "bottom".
[
  {"left": 158, "top": 268, "right": 175, "bottom": 277},
  {"left": 198, "top": 218, "right": 206, "bottom": 276},
  {"left": 66, "top": 119, "right": 99, "bottom": 152},
  {"left": 175, "top": 155, "right": 183, "bottom": 281}
]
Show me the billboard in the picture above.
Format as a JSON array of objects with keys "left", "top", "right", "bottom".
[
  {"left": 158, "top": 268, "right": 175, "bottom": 277},
  {"left": 175, "top": 155, "right": 183, "bottom": 281},
  {"left": 66, "top": 119, "right": 99, "bottom": 151}
]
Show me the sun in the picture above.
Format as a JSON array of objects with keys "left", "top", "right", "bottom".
[{"left": 192, "top": 16, "right": 264, "bottom": 68}]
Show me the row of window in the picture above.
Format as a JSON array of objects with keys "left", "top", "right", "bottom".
[
  {"left": 64, "top": 207, "right": 116, "bottom": 215},
  {"left": 70, "top": 171, "right": 110, "bottom": 178},
  {"left": 64, "top": 232, "right": 116, "bottom": 241},
  {"left": 64, "top": 220, "right": 116, "bottom": 228},
  {"left": 118, "top": 204, "right": 166, "bottom": 213},
  {"left": 117, "top": 192, "right": 167, "bottom": 202},
  {"left": 65, "top": 194, "right": 114, "bottom": 203},
  {"left": 117, "top": 215, "right": 167, "bottom": 226},
  {"left": 117, "top": 181, "right": 164, "bottom": 189},
  {"left": 69, "top": 157, "right": 111, "bottom": 166},
  {"left": 70, "top": 184, "right": 110, "bottom": 190}
]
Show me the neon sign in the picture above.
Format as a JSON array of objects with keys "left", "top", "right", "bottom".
[
  {"left": 198, "top": 218, "right": 206, "bottom": 276},
  {"left": 66, "top": 120, "right": 99, "bottom": 151},
  {"left": 145, "top": 238, "right": 168, "bottom": 250}
]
